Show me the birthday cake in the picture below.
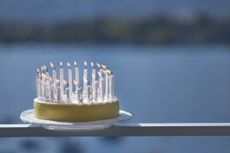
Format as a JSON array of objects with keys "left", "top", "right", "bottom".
[{"left": 34, "top": 61, "right": 119, "bottom": 122}]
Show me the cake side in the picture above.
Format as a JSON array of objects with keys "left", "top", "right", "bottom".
[{"left": 34, "top": 100, "right": 120, "bottom": 122}]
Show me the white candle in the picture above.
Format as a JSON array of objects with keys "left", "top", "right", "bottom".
[
  {"left": 67, "top": 63, "right": 72, "bottom": 97},
  {"left": 43, "top": 65, "right": 51, "bottom": 100},
  {"left": 108, "top": 70, "right": 114, "bottom": 101},
  {"left": 59, "top": 62, "right": 64, "bottom": 97},
  {"left": 39, "top": 75, "right": 43, "bottom": 99},
  {"left": 57, "top": 81, "right": 61, "bottom": 103},
  {"left": 36, "top": 69, "right": 41, "bottom": 98},
  {"left": 73, "top": 80, "right": 79, "bottom": 103},
  {"left": 73, "top": 80, "right": 77, "bottom": 93},
  {"left": 63, "top": 80, "right": 67, "bottom": 103},
  {"left": 44, "top": 65, "right": 49, "bottom": 78},
  {"left": 92, "top": 80, "right": 98, "bottom": 102},
  {"left": 87, "top": 82, "right": 91, "bottom": 102},
  {"left": 74, "top": 61, "right": 79, "bottom": 85},
  {"left": 105, "top": 69, "right": 109, "bottom": 100},
  {"left": 83, "top": 61, "right": 88, "bottom": 100},
  {"left": 45, "top": 77, "right": 51, "bottom": 101},
  {"left": 83, "top": 80, "right": 90, "bottom": 103},
  {"left": 50, "top": 62, "right": 57, "bottom": 98},
  {"left": 78, "top": 86, "right": 82, "bottom": 103},
  {"left": 66, "top": 83, "right": 70, "bottom": 103},
  {"left": 91, "top": 62, "right": 97, "bottom": 101},
  {"left": 98, "top": 71, "right": 104, "bottom": 102},
  {"left": 50, "top": 84, "right": 55, "bottom": 102},
  {"left": 50, "top": 62, "right": 56, "bottom": 80},
  {"left": 91, "top": 62, "right": 96, "bottom": 86},
  {"left": 41, "top": 66, "right": 46, "bottom": 100}
]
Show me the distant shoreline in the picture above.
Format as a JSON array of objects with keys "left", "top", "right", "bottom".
[{"left": 0, "top": 15, "right": 229, "bottom": 44}]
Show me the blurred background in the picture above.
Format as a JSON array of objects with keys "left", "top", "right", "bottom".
[{"left": 0, "top": 0, "right": 230, "bottom": 153}]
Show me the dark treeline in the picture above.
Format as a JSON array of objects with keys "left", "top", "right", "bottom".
[{"left": 0, "top": 14, "right": 229, "bottom": 44}]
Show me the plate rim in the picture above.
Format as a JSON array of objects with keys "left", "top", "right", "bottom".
[{"left": 20, "top": 109, "right": 132, "bottom": 126}]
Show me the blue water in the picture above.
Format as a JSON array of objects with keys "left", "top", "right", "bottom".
[{"left": 0, "top": 43, "right": 230, "bottom": 153}]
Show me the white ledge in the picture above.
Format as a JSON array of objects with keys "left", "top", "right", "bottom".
[{"left": 0, "top": 123, "right": 230, "bottom": 137}]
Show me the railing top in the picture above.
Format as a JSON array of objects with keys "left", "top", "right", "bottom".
[{"left": 1, "top": 123, "right": 230, "bottom": 137}]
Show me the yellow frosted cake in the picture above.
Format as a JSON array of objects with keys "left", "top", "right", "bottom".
[{"left": 35, "top": 61, "right": 119, "bottom": 122}]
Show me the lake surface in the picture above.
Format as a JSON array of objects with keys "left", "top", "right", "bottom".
[{"left": 0, "top": 43, "right": 230, "bottom": 153}]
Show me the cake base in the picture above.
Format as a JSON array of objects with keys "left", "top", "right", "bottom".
[{"left": 34, "top": 99, "right": 120, "bottom": 122}]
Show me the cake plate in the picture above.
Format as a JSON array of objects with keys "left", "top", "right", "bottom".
[{"left": 20, "top": 109, "right": 132, "bottom": 131}]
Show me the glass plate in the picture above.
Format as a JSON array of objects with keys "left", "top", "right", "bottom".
[{"left": 20, "top": 109, "right": 132, "bottom": 131}]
